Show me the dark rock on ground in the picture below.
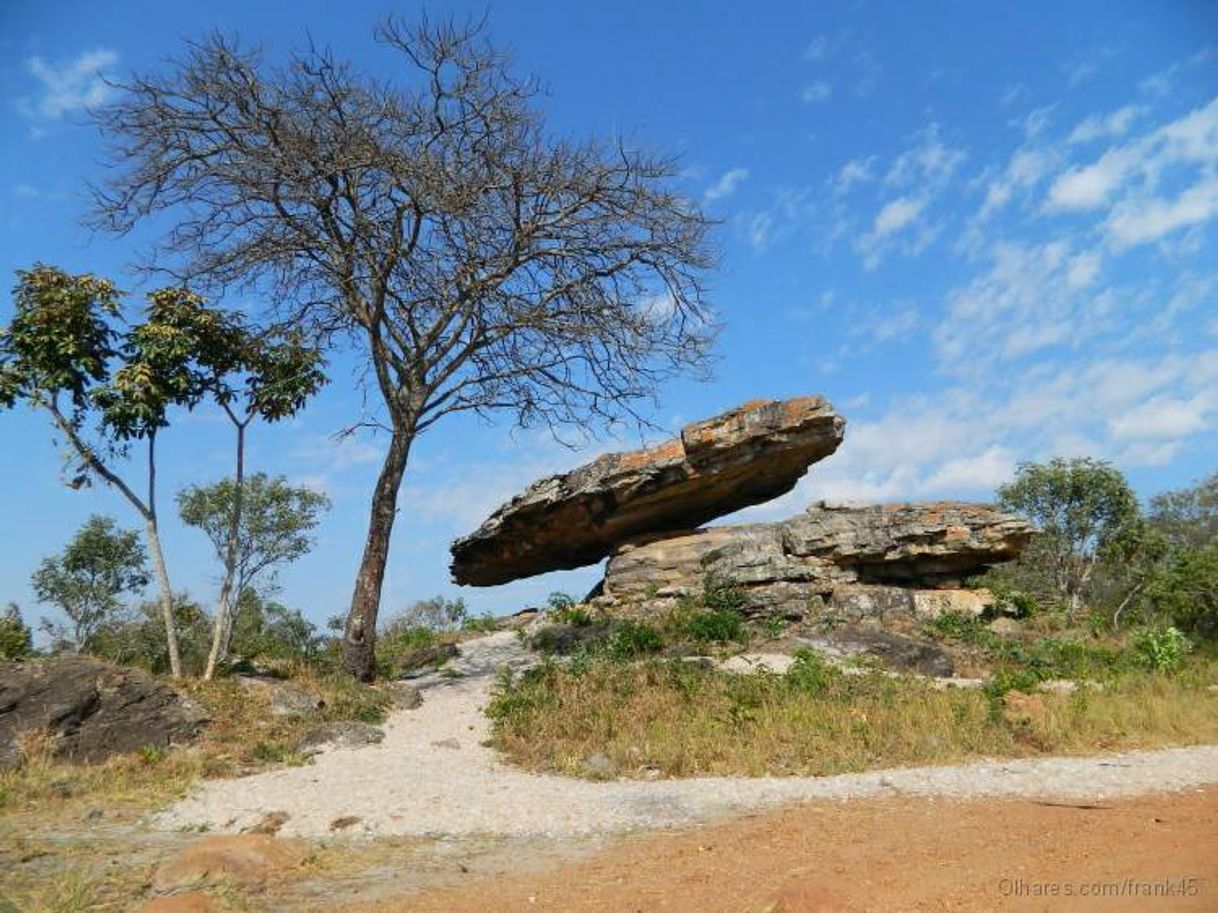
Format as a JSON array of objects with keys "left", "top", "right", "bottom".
[
  {"left": 396, "top": 642, "right": 460, "bottom": 677},
  {"left": 298, "top": 720, "right": 385, "bottom": 752},
  {"left": 451, "top": 397, "right": 845, "bottom": 585},
  {"left": 234, "top": 675, "right": 324, "bottom": 717},
  {"left": 382, "top": 681, "right": 423, "bottom": 710},
  {"left": 798, "top": 625, "right": 955, "bottom": 677},
  {"left": 0, "top": 656, "right": 209, "bottom": 769}
]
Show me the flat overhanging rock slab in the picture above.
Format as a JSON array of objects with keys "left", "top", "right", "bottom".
[{"left": 450, "top": 396, "right": 845, "bottom": 585}]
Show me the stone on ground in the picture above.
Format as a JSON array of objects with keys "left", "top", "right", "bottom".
[
  {"left": 150, "top": 834, "right": 309, "bottom": 891},
  {"left": 0, "top": 656, "right": 209, "bottom": 769}
]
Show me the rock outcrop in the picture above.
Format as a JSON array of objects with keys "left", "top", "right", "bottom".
[
  {"left": 0, "top": 656, "right": 210, "bottom": 769},
  {"left": 598, "top": 501, "right": 1033, "bottom": 621},
  {"left": 451, "top": 397, "right": 845, "bottom": 585}
]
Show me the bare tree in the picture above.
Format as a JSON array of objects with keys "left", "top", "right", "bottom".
[{"left": 89, "top": 16, "right": 717, "bottom": 680}]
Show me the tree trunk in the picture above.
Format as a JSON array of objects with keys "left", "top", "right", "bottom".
[
  {"left": 204, "top": 421, "right": 246, "bottom": 680},
  {"left": 343, "top": 429, "right": 413, "bottom": 681},
  {"left": 146, "top": 435, "right": 183, "bottom": 678},
  {"left": 146, "top": 516, "right": 183, "bottom": 678}
]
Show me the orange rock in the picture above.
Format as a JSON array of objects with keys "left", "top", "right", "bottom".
[
  {"left": 138, "top": 892, "right": 217, "bottom": 913},
  {"left": 151, "top": 833, "right": 310, "bottom": 891}
]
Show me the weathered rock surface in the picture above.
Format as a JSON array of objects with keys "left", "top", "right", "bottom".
[
  {"left": 451, "top": 397, "right": 845, "bottom": 585},
  {"left": 799, "top": 625, "right": 956, "bottom": 677},
  {"left": 600, "top": 501, "right": 1032, "bottom": 621},
  {"left": 299, "top": 720, "right": 385, "bottom": 753},
  {"left": 150, "top": 834, "right": 309, "bottom": 891},
  {"left": 0, "top": 656, "right": 209, "bottom": 769}
]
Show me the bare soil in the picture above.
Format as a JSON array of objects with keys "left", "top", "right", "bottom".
[{"left": 356, "top": 787, "right": 1218, "bottom": 913}]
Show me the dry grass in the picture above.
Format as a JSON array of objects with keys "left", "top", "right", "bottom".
[
  {"left": 0, "top": 668, "right": 390, "bottom": 913},
  {"left": 487, "top": 656, "right": 1218, "bottom": 778}
]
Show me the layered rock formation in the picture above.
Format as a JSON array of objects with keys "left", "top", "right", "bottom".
[
  {"left": 598, "top": 501, "right": 1034, "bottom": 622},
  {"left": 449, "top": 394, "right": 1034, "bottom": 630},
  {"left": 0, "top": 656, "right": 210, "bottom": 769},
  {"left": 451, "top": 397, "right": 845, "bottom": 585}
]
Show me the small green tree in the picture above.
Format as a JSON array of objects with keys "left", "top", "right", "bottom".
[
  {"left": 177, "top": 473, "right": 330, "bottom": 675},
  {"left": 0, "top": 603, "right": 33, "bottom": 659},
  {"left": 1145, "top": 544, "right": 1218, "bottom": 639},
  {"left": 997, "top": 457, "right": 1140, "bottom": 617},
  {"left": 228, "top": 589, "right": 322, "bottom": 663},
  {"left": 32, "top": 516, "right": 149, "bottom": 653}
]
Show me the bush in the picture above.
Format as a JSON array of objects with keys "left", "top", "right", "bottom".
[
  {"left": 1134, "top": 625, "right": 1192, "bottom": 672},
  {"left": 786, "top": 648, "right": 836, "bottom": 695},
  {"left": 604, "top": 620, "right": 663, "bottom": 661},
  {"left": 684, "top": 608, "right": 747, "bottom": 643},
  {"left": 0, "top": 604, "right": 33, "bottom": 660},
  {"left": 461, "top": 612, "right": 498, "bottom": 633}
]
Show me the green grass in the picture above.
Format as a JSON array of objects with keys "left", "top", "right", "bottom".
[{"left": 487, "top": 654, "right": 1218, "bottom": 779}]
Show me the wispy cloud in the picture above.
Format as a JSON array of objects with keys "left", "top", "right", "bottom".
[
  {"left": 703, "top": 167, "right": 749, "bottom": 203},
  {"left": 23, "top": 49, "right": 119, "bottom": 121},
  {"left": 801, "top": 80, "right": 832, "bottom": 104}
]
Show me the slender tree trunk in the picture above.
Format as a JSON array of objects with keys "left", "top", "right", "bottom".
[
  {"left": 204, "top": 420, "right": 246, "bottom": 680},
  {"left": 146, "top": 434, "right": 183, "bottom": 678},
  {"left": 343, "top": 428, "right": 414, "bottom": 681}
]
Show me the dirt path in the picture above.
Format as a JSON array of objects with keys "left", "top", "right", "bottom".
[
  {"left": 159, "top": 631, "right": 1218, "bottom": 839},
  {"left": 358, "top": 788, "right": 1218, "bottom": 913}
]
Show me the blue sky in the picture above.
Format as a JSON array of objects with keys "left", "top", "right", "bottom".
[{"left": 2, "top": 0, "right": 1217, "bottom": 629}]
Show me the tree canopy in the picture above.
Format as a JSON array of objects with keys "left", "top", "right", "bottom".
[{"left": 90, "top": 15, "right": 718, "bottom": 679}]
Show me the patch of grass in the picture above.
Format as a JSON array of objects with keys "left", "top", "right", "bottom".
[{"left": 486, "top": 655, "right": 1218, "bottom": 779}]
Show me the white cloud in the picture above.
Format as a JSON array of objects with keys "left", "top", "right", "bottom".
[
  {"left": 801, "top": 81, "right": 832, "bottom": 104},
  {"left": 703, "top": 167, "right": 749, "bottom": 203},
  {"left": 24, "top": 49, "right": 118, "bottom": 120},
  {"left": 1067, "top": 105, "right": 1142, "bottom": 144},
  {"left": 1106, "top": 178, "right": 1218, "bottom": 248},
  {"left": 871, "top": 196, "right": 925, "bottom": 238},
  {"left": 832, "top": 156, "right": 875, "bottom": 195},
  {"left": 1107, "top": 394, "right": 1211, "bottom": 441}
]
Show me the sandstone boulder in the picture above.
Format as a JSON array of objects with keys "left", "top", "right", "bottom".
[
  {"left": 599, "top": 501, "right": 1032, "bottom": 621},
  {"left": 0, "top": 656, "right": 209, "bottom": 770},
  {"left": 450, "top": 397, "right": 845, "bottom": 585}
]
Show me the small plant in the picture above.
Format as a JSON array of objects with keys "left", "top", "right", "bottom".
[
  {"left": 786, "top": 648, "right": 835, "bottom": 696},
  {"left": 137, "top": 745, "right": 166, "bottom": 765},
  {"left": 927, "top": 610, "right": 994, "bottom": 647},
  {"left": 546, "top": 591, "right": 576, "bottom": 611},
  {"left": 763, "top": 616, "right": 786, "bottom": 639},
  {"left": 685, "top": 608, "right": 747, "bottom": 643},
  {"left": 1133, "top": 624, "right": 1192, "bottom": 672},
  {"left": 604, "top": 620, "right": 663, "bottom": 662},
  {"left": 551, "top": 604, "right": 593, "bottom": 626},
  {"left": 461, "top": 612, "right": 498, "bottom": 633}
]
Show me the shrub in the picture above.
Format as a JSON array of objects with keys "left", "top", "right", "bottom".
[
  {"left": 684, "top": 608, "right": 747, "bottom": 643},
  {"left": 461, "top": 613, "right": 498, "bottom": 633},
  {"left": 786, "top": 648, "right": 836, "bottom": 695},
  {"left": 604, "top": 620, "right": 663, "bottom": 661},
  {"left": 1134, "top": 624, "right": 1192, "bottom": 672},
  {"left": 0, "top": 604, "right": 33, "bottom": 659}
]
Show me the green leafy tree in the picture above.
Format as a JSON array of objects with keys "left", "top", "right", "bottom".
[
  {"left": 1144, "top": 545, "right": 1218, "bottom": 639},
  {"left": 32, "top": 516, "right": 149, "bottom": 653},
  {"left": 1149, "top": 471, "right": 1218, "bottom": 550},
  {"left": 91, "top": 16, "right": 716, "bottom": 680},
  {"left": 0, "top": 603, "right": 33, "bottom": 659},
  {"left": 997, "top": 457, "right": 1140, "bottom": 617},
  {"left": 3, "top": 267, "right": 201, "bottom": 675},
  {"left": 90, "top": 592, "right": 213, "bottom": 674},
  {"left": 150, "top": 294, "right": 325, "bottom": 680},
  {"left": 177, "top": 473, "right": 330, "bottom": 675},
  {"left": 228, "top": 589, "right": 322, "bottom": 663}
]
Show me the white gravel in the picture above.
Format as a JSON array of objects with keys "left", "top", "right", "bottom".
[{"left": 157, "top": 631, "right": 1218, "bottom": 839}]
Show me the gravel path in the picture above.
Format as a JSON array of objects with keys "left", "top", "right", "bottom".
[{"left": 158, "top": 631, "right": 1218, "bottom": 839}]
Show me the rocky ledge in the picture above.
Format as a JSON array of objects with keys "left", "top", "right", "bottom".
[
  {"left": 598, "top": 501, "right": 1034, "bottom": 622},
  {"left": 451, "top": 397, "right": 845, "bottom": 585}
]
